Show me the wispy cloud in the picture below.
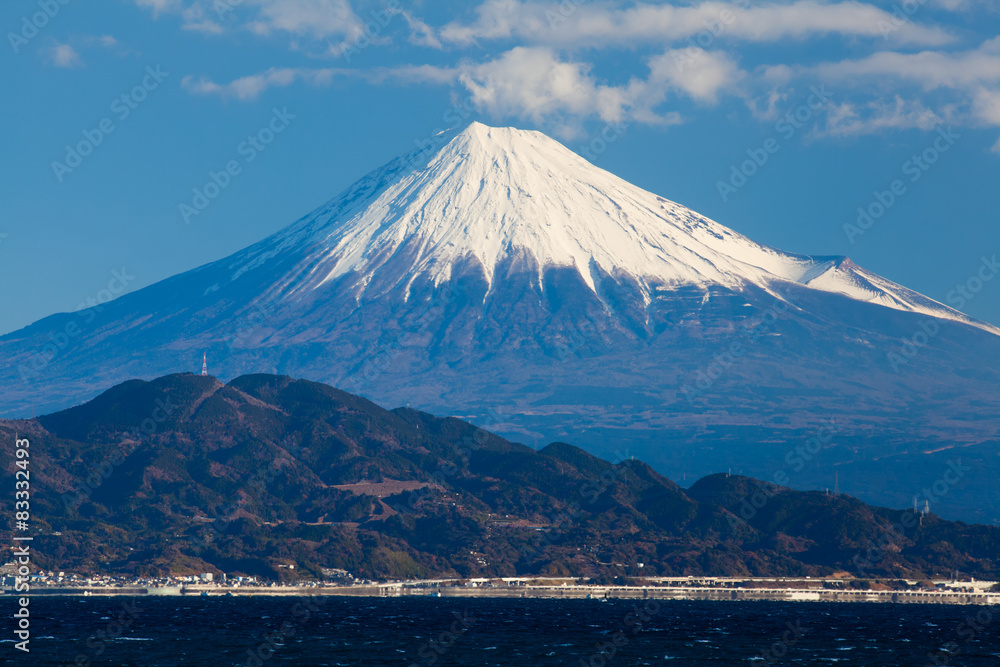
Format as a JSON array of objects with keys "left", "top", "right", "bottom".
[
  {"left": 90, "top": 35, "right": 119, "bottom": 48},
  {"left": 400, "top": 10, "right": 442, "bottom": 49},
  {"left": 248, "top": 0, "right": 364, "bottom": 40},
  {"left": 182, "top": 67, "right": 345, "bottom": 100},
  {"left": 46, "top": 42, "right": 82, "bottom": 68},
  {"left": 436, "top": 0, "right": 955, "bottom": 48},
  {"left": 820, "top": 97, "right": 944, "bottom": 136},
  {"left": 930, "top": 0, "right": 1000, "bottom": 12},
  {"left": 43, "top": 34, "right": 131, "bottom": 67},
  {"left": 802, "top": 41, "right": 1000, "bottom": 90},
  {"left": 152, "top": 0, "right": 1000, "bottom": 150},
  {"left": 180, "top": 4, "right": 224, "bottom": 34},
  {"left": 181, "top": 63, "right": 456, "bottom": 100},
  {"left": 761, "top": 38, "right": 1000, "bottom": 140},
  {"left": 135, "top": 0, "right": 373, "bottom": 54}
]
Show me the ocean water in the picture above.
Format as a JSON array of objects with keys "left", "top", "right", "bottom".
[{"left": 10, "top": 597, "right": 999, "bottom": 666}]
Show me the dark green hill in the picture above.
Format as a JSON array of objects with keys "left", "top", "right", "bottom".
[{"left": 1, "top": 373, "right": 997, "bottom": 582}]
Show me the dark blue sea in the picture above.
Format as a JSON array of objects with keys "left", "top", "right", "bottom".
[{"left": 7, "top": 597, "right": 998, "bottom": 666}]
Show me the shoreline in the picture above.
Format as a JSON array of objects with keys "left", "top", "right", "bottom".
[{"left": 11, "top": 582, "right": 1000, "bottom": 606}]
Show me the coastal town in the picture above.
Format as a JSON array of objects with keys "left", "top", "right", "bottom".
[{"left": 4, "top": 563, "right": 998, "bottom": 606}]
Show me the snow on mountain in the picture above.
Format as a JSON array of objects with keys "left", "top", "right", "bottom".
[{"left": 226, "top": 122, "right": 992, "bottom": 333}]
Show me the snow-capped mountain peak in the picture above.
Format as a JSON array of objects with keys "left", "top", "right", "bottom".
[{"left": 239, "top": 122, "right": 988, "bottom": 333}]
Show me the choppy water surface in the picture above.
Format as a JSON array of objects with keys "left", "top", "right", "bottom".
[{"left": 13, "top": 597, "right": 1000, "bottom": 666}]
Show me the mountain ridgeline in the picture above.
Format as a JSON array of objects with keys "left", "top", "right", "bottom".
[{"left": 2, "top": 373, "right": 997, "bottom": 582}]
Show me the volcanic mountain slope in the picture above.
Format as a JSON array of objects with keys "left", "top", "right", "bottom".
[
  {"left": 2, "top": 123, "right": 1000, "bottom": 521},
  {"left": 2, "top": 373, "right": 998, "bottom": 581}
]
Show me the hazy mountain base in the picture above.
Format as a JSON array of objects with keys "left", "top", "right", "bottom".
[
  {"left": 5, "top": 267, "right": 999, "bottom": 524},
  {"left": 2, "top": 373, "right": 997, "bottom": 582}
]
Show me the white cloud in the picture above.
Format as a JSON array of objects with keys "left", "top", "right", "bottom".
[
  {"left": 973, "top": 88, "right": 1000, "bottom": 125},
  {"left": 647, "top": 48, "right": 744, "bottom": 104},
  {"left": 437, "top": 0, "right": 954, "bottom": 48},
  {"left": 248, "top": 0, "right": 363, "bottom": 40},
  {"left": 455, "top": 46, "right": 741, "bottom": 132},
  {"left": 458, "top": 47, "right": 630, "bottom": 125},
  {"left": 46, "top": 42, "right": 82, "bottom": 68}
]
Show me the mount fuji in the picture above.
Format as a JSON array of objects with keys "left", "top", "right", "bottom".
[{"left": 4, "top": 122, "right": 1000, "bottom": 521}]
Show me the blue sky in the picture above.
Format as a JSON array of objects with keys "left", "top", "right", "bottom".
[{"left": 2, "top": 0, "right": 1000, "bottom": 334}]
